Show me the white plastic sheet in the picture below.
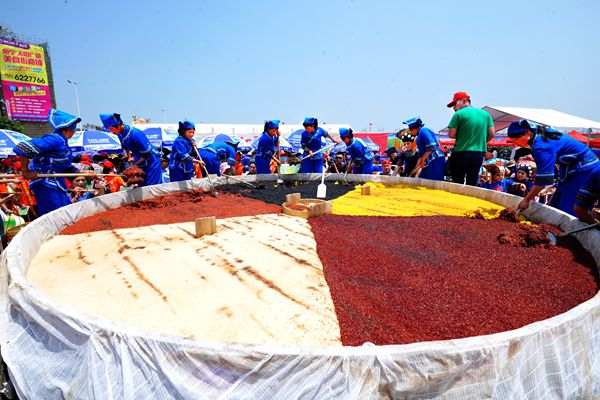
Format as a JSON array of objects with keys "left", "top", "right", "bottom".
[{"left": 1, "top": 174, "right": 599, "bottom": 399}]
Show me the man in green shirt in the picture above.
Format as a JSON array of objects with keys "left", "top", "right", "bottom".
[{"left": 447, "top": 91, "right": 495, "bottom": 185}]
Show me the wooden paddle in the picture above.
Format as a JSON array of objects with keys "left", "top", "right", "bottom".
[{"left": 0, "top": 173, "right": 123, "bottom": 179}]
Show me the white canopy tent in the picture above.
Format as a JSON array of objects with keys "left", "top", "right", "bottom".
[
  {"left": 482, "top": 106, "right": 600, "bottom": 133},
  {"left": 133, "top": 123, "right": 352, "bottom": 140}
]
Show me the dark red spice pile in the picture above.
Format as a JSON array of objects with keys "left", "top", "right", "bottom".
[
  {"left": 498, "top": 224, "right": 551, "bottom": 248},
  {"left": 309, "top": 215, "right": 599, "bottom": 346},
  {"left": 497, "top": 207, "right": 520, "bottom": 222},
  {"left": 122, "top": 165, "right": 145, "bottom": 185},
  {"left": 61, "top": 190, "right": 280, "bottom": 235}
]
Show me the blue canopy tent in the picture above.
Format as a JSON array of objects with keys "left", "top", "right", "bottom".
[
  {"left": 197, "top": 134, "right": 253, "bottom": 152},
  {"left": 143, "top": 127, "right": 178, "bottom": 150},
  {"left": 285, "top": 130, "right": 304, "bottom": 152},
  {"left": 68, "top": 130, "right": 122, "bottom": 154},
  {"left": 250, "top": 135, "right": 294, "bottom": 153},
  {"left": 0, "top": 129, "right": 31, "bottom": 157},
  {"left": 331, "top": 138, "right": 380, "bottom": 154}
]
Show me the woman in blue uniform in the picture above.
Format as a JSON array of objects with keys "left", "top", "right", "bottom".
[
  {"left": 14, "top": 109, "right": 85, "bottom": 216},
  {"left": 574, "top": 168, "right": 600, "bottom": 224},
  {"left": 299, "top": 117, "right": 339, "bottom": 174},
  {"left": 339, "top": 128, "right": 374, "bottom": 174},
  {"left": 169, "top": 120, "right": 204, "bottom": 182},
  {"left": 255, "top": 120, "right": 281, "bottom": 174},
  {"left": 198, "top": 141, "right": 237, "bottom": 176},
  {"left": 508, "top": 119, "right": 600, "bottom": 216},
  {"left": 403, "top": 117, "right": 446, "bottom": 181},
  {"left": 99, "top": 112, "right": 163, "bottom": 186}
]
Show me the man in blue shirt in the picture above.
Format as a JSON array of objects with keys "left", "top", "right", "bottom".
[
  {"left": 100, "top": 113, "right": 163, "bottom": 186},
  {"left": 299, "top": 117, "right": 339, "bottom": 173},
  {"left": 14, "top": 109, "right": 86, "bottom": 215},
  {"left": 403, "top": 116, "right": 446, "bottom": 181},
  {"left": 339, "top": 128, "right": 374, "bottom": 174}
]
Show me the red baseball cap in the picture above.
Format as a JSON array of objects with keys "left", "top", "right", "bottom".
[
  {"left": 102, "top": 160, "right": 114, "bottom": 169},
  {"left": 80, "top": 154, "right": 91, "bottom": 161},
  {"left": 447, "top": 91, "right": 470, "bottom": 108},
  {"left": 13, "top": 161, "right": 21, "bottom": 169}
]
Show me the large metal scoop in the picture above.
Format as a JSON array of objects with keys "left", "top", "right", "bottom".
[{"left": 547, "top": 221, "right": 600, "bottom": 245}]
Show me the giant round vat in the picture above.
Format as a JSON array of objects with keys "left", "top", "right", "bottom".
[{"left": 1, "top": 174, "right": 600, "bottom": 399}]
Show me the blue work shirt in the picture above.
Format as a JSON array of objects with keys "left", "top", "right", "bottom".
[
  {"left": 169, "top": 135, "right": 195, "bottom": 174},
  {"left": 207, "top": 142, "right": 236, "bottom": 165},
  {"left": 531, "top": 134, "right": 599, "bottom": 186},
  {"left": 13, "top": 132, "right": 76, "bottom": 191},
  {"left": 415, "top": 127, "right": 444, "bottom": 167},
  {"left": 345, "top": 138, "right": 374, "bottom": 165},
  {"left": 198, "top": 142, "right": 237, "bottom": 176},
  {"left": 118, "top": 124, "right": 161, "bottom": 168},
  {"left": 300, "top": 127, "right": 328, "bottom": 159},
  {"left": 256, "top": 132, "right": 277, "bottom": 159},
  {"left": 575, "top": 166, "right": 600, "bottom": 209}
]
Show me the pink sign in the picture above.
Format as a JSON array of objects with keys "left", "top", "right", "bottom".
[
  {"left": 0, "top": 39, "right": 52, "bottom": 122},
  {"left": 2, "top": 82, "right": 52, "bottom": 121}
]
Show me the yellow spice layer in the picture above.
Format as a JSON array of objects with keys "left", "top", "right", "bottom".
[{"left": 332, "top": 182, "right": 505, "bottom": 217}]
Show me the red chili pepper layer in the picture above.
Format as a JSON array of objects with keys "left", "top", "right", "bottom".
[{"left": 309, "top": 214, "right": 599, "bottom": 346}]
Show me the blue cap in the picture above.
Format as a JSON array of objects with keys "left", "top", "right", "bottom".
[
  {"left": 178, "top": 120, "right": 195, "bottom": 134},
  {"left": 403, "top": 116, "right": 424, "bottom": 130},
  {"left": 48, "top": 109, "right": 81, "bottom": 132},
  {"left": 303, "top": 117, "right": 318, "bottom": 127},
  {"left": 266, "top": 120, "right": 280, "bottom": 130},
  {"left": 339, "top": 127, "right": 353, "bottom": 138},
  {"left": 507, "top": 120, "right": 537, "bottom": 138},
  {"left": 99, "top": 113, "right": 122, "bottom": 128}
]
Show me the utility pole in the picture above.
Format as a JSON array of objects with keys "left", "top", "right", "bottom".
[{"left": 67, "top": 80, "right": 81, "bottom": 120}]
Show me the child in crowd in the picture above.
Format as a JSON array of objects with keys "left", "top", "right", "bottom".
[
  {"left": 508, "top": 165, "right": 533, "bottom": 197},
  {"left": 480, "top": 164, "right": 514, "bottom": 192}
]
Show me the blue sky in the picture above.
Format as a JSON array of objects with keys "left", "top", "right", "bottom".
[{"left": 2, "top": 0, "right": 599, "bottom": 132}]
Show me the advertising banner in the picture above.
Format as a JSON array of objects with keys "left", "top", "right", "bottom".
[{"left": 0, "top": 38, "right": 52, "bottom": 121}]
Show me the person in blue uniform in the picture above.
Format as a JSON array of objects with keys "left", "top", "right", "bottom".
[
  {"left": 299, "top": 117, "right": 339, "bottom": 173},
  {"left": 198, "top": 141, "right": 237, "bottom": 177},
  {"left": 574, "top": 167, "right": 600, "bottom": 224},
  {"left": 339, "top": 128, "right": 374, "bottom": 174},
  {"left": 100, "top": 112, "right": 163, "bottom": 186},
  {"left": 168, "top": 120, "right": 204, "bottom": 182},
  {"left": 508, "top": 119, "right": 600, "bottom": 216},
  {"left": 255, "top": 120, "right": 282, "bottom": 174},
  {"left": 403, "top": 117, "right": 446, "bottom": 181},
  {"left": 14, "top": 109, "right": 87, "bottom": 216}
]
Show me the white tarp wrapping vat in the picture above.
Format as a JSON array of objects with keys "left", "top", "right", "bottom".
[{"left": 1, "top": 174, "right": 599, "bottom": 399}]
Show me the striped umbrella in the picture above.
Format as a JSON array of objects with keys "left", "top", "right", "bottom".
[{"left": 0, "top": 129, "right": 31, "bottom": 157}]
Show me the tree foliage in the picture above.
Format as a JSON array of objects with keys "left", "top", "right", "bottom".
[{"left": 0, "top": 117, "right": 25, "bottom": 133}]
